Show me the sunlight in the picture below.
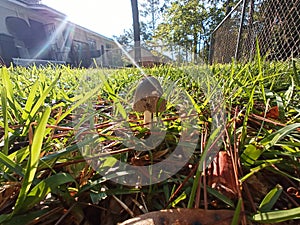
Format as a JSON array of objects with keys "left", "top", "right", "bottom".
[
  {"left": 113, "top": 39, "right": 145, "bottom": 75},
  {"left": 31, "top": 17, "right": 72, "bottom": 61},
  {"left": 41, "top": 0, "right": 132, "bottom": 37}
]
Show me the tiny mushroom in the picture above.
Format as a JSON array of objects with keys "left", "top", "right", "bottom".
[{"left": 133, "top": 76, "right": 166, "bottom": 128}]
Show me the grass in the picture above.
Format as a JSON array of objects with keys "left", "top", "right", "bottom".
[{"left": 0, "top": 57, "right": 299, "bottom": 224}]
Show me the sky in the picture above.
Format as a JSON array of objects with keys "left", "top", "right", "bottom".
[{"left": 41, "top": 0, "right": 133, "bottom": 38}]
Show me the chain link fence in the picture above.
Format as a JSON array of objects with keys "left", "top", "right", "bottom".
[{"left": 209, "top": 0, "right": 300, "bottom": 64}]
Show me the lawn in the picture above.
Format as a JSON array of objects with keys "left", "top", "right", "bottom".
[{"left": 0, "top": 57, "right": 300, "bottom": 224}]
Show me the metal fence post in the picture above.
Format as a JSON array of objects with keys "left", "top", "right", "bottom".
[
  {"left": 210, "top": 0, "right": 299, "bottom": 63},
  {"left": 209, "top": 0, "right": 243, "bottom": 64},
  {"left": 235, "top": 0, "right": 247, "bottom": 61},
  {"left": 208, "top": 33, "right": 214, "bottom": 65}
]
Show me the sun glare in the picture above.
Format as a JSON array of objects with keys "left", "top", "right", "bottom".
[{"left": 41, "top": 0, "right": 132, "bottom": 37}]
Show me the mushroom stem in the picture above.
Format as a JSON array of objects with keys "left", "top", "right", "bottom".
[{"left": 143, "top": 110, "right": 152, "bottom": 128}]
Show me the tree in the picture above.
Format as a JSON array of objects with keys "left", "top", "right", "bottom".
[
  {"left": 139, "top": 0, "right": 170, "bottom": 35},
  {"left": 152, "top": 0, "right": 242, "bottom": 62},
  {"left": 118, "top": 0, "right": 242, "bottom": 62},
  {"left": 115, "top": 0, "right": 171, "bottom": 48},
  {"left": 154, "top": 0, "right": 208, "bottom": 63},
  {"left": 131, "top": 0, "right": 141, "bottom": 63},
  {"left": 113, "top": 29, "right": 133, "bottom": 48}
]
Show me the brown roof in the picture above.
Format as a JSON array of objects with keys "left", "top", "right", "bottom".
[{"left": 128, "top": 47, "right": 172, "bottom": 64}]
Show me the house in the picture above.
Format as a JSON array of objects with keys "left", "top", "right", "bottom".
[
  {"left": 0, "top": 0, "right": 120, "bottom": 67},
  {"left": 127, "top": 47, "right": 172, "bottom": 67}
]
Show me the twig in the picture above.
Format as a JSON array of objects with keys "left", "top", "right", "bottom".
[
  {"left": 202, "top": 124, "right": 208, "bottom": 210},
  {"left": 27, "top": 206, "right": 64, "bottom": 225},
  {"left": 226, "top": 108, "right": 247, "bottom": 225},
  {"left": 131, "top": 197, "right": 147, "bottom": 213},
  {"left": 164, "top": 163, "right": 198, "bottom": 208},
  {"left": 112, "top": 194, "right": 135, "bottom": 217},
  {"left": 54, "top": 203, "right": 77, "bottom": 225}
]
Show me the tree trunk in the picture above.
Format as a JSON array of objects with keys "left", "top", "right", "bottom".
[
  {"left": 225, "top": 0, "right": 232, "bottom": 15},
  {"left": 193, "top": 32, "right": 198, "bottom": 63},
  {"left": 131, "top": 0, "right": 141, "bottom": 64}
]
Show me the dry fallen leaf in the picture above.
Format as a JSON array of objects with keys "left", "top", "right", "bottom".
[
  {"left": 0, "top": 182, "right": 21, "bottom": 213},
  {"left": 265, "top": 106, "right": 279, "bottom": 119},
  {"left": 119, "top": 208, "right": 235, "bottom": 225},
  {"left": 207, "top": 151, "right": 239, "bottom": 200}
]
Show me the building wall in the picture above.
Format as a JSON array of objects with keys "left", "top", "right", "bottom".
[
  {"left": 0, "top": 1, "right": 28, "bottom": 34},
  {"left": 0, "top": 0, "right": 119, "bottom": 67}
]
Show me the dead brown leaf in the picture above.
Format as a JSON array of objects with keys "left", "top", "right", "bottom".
[
  {"left": 0, "top": 182, "right": 21, "bottom": 213},
  {"left": 119, "top": 208, "right": 235, "bottom": 225},
  {"left": 207, "top": 151, "right": 239, "bottom": 200}
]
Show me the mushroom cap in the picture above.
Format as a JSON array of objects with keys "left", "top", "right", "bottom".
[{"left": 133, "top": 76, "right": 166, "bottom": 113}]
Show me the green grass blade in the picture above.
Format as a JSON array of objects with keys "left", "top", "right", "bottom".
[
  {"left": 242, "top": 124, "right": 300, "bottom": 165},
  {"left": 14, "top": 106, "right": 51, "bottom": 214},
  {"left": 1, "top": 67, "right": 14, "bottom": 104},
  {"left": 97, "top": 70, "right": 127, "bottom": 119},
  {"left": 1, "top": 86, "right": 9, "bottom": 155},
  {"left": 0, "top": 121, "right": 13, "bottom": 133},
  {"left": 0, "top": 214, "right": 12, "bottom": 224},
  {"left": 206, "top": 186, "right": 235, "bottom": 208},
  {"left": 1, "top": 67, "right": 23, "bottom": 121},
  {"left": 252, "top": 207, "right": 300, "bottom": 223},
  {"left": 231, "top": 198, "right": 242, "bottom": 225},
  {"left": 292, "top": 59, "right": 300, "bottom": 87},
  {"left": 188, "top": 126, "right": 222, "bottom": 208},
  {"left": 21, "top": 74, "right": 60, "bottom": 135},
  {"left": 240, "top": 86, "right": 255, "bottom": 148},
  {"left": 39, "top": 137, "right": 96, "bottom": 164},
  {"left": 171, "top": 191, "right": 186, "bottom": 207},
  {"left": 0, "top": 151, "right": 25, "bottom": 176},
  {"left": 241, "top": 144, "right": 262, "bottom": 166},
  {"left": 199, "top": 126, "right": 223, "bottom": 170},
  {"left": 57, "top": 83, "right": 103, "bottom": 124},
  {"left": 261, "top": 123, "right": 300, "bottom": 149},
  {"left": 1, "top": 209, "right": 51, "bottom": 225},
  {"left": 267, "top": 167, "right": 300, "bottom": 183},
  {"left": 78, "top": 170, "right": 135, "bottom": 194},
  {"left": 284, "top": 76, "right": 294, "bottom": 108},
  {"left": 21, "top": 80, "right": 39, "bottom": 120},
  {"left": 240, "top": 159, "right": 283, "bottom": 182},
  {"left": 21, "top": 173, "right": 75, "bottom": 212},
  {"left": 259, "top": 184, "right": 283, "bottom": 212},
  {"left": 275, "top": 94, "right": 285, "bottom": 121}
]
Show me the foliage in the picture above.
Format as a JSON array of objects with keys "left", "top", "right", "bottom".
[
  {"left": 115, "top": 0, "right": 240, "bottom": 61},
  {"left": 154, "top": 0, "right": 206, "bottom": 61},
  {"left": 114, "top": 0, "right": 169, "bottom": 47},
  {"left": 139, "top": 0, "right": 166, "bottom": 36},
  {"left": 152, "top": 0, "right": 241, "bottom": 62},
  {"left": 0, "top": 58, "right": 300, "bottom": 224}
]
